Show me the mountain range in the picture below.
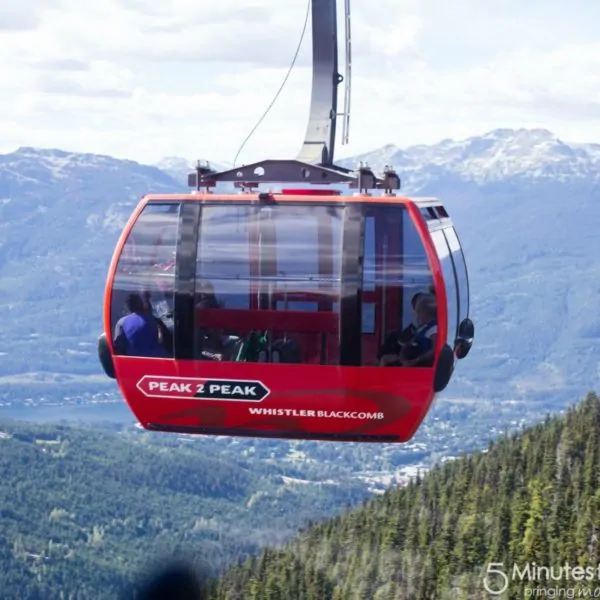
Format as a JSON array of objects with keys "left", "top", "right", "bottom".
[
  {"left": 1, "top": 127, "right": 599, "bottom": 453},
  {"left": 341, "top": 127, "right": 600, "bottom": 187}
]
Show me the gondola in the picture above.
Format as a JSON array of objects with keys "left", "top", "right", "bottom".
[{"left": 97, "top": 0, "right": 475, "bottom": 443}]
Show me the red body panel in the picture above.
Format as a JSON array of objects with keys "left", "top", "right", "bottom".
[
  {"left": 112, "top": 357, "right": 435, "bottom": 442},
  {"left": 103, "top": 193, "right": 449, "bottom": 443}
]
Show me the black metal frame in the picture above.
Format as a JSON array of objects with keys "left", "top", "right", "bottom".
[
  {"left": 186, "top": 0, "right": 401, "bottom": 193},
  {"left": 172, "top": 203, "right": 199, "bottom": 360},
  {"left": 296, "top": 0, "right": 342, "bottom": 166},
  {"left": 187, "top": 160, "right": 401, "bottom": 193},
  {"left": 339, "top": 204, "right": 363, "bottom": 365}
]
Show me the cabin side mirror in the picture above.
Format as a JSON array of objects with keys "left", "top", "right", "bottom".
[
  {"left": 454, "top": 318, "right": 474, "bottom": 360},
  {"left": 98, "top": 332, "right": 116, "bottom": 379}
]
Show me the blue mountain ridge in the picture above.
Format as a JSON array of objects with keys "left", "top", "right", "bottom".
[{"left": 0, "top": 128, "right": 599, "bottom": 429}]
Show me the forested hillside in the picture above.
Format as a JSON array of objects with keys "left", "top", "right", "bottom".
[
  {"left": 0, "top": 421, "right": 370, "bottom": 599},
  {"left": 210, "top": 392, "right": 600, "bottom": 599}
]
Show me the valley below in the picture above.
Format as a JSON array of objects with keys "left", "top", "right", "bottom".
[{"left": 0, "top": 376, "right": 575, "bottom": 493}]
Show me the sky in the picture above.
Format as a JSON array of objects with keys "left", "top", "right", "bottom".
[{"left": 2, "top": 0, "right": 600, "bottom": 166}]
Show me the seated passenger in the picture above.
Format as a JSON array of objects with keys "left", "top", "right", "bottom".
[
  {"left": 113, "top": 293, "right": 169, "bottom": 358},
  {"left": 379, "top": 293, "right": 438, "bottom": 367},
  {"left": 377, "top": 292, "right": 424, "bottom": 364},
  {"left": 400, "top": 294, "right": 438, "bottom": 367}
]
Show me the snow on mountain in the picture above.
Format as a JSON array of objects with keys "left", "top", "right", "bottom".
[
  {"left": 5, "top": 147, "right": 163, "bottom": 182},
  {"left": 339, "top": 128, "right": 600, "bottom": 190},
  {"left": 0, "top": 147, "right": 179, "bottom": 205}
]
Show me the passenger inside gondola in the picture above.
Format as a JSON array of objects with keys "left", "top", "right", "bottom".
[
  {"left": 377, "top": 292, "right": 424, "bottom": 364},
  {"left": 398, "top": 292, "right": 426, "bottom": 343},
  {"left": 113, "top": 293, "right": 169, "bottom": 358},
  {"left": 379, "top": 293, "right": 438, "bottom": 367},
  {"left": 401, "top": 293, "right": 438, "bottom": 367}
]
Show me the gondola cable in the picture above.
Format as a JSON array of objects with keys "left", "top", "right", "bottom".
[{"left": 232, "top": 0, "right": 311, "bottom": 168}]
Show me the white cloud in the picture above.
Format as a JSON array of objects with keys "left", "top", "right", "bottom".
[
  {"left": 35, "top": 61, "right": 135, "bottom": 97},
  {"left": 0, "top": 0, "right": 63, "bottom": 32},
  {"left": 2, "top": 0, "right": 600, "bottom": 167}
]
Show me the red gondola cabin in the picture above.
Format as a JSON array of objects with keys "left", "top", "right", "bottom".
[{"left": 98, "top": 164, "right": 474, "bottom": 443}]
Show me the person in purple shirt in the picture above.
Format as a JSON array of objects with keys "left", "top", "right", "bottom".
[{"left": 113, "top": 293, "right": 169, "bottom": 358}]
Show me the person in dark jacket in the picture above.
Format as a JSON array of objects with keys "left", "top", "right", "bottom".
[
  {"left": 377, "top": 292, "right": 424, "bottom": 364},
  {"left": 113, "top": 293, "right": 169, "bottom": 358},
  {"left": 399, "top": 293, "right": 438, "bottom": 367}
]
